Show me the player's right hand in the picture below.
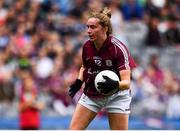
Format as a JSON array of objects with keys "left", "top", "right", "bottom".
[{"left": 68, "top": 79, "right": 83, "bottom": 98}]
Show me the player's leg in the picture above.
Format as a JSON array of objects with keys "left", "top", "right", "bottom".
[
  {"left": 69, "top": 103, "right": 97, "bottom": 130},
  {"left": 108, "top": 113, "right": 129, "bottom": 130},
  {"left": 106, "top": 90, "right": 132, "bottom": 130}
]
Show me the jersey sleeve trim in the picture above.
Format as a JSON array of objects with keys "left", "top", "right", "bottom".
[{"left": 111, "top": 37, "right": 130, "bottom": 70}]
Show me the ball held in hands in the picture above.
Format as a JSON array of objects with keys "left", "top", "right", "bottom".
[{"left": 94, "top": 70, "right": 119, "bottom": 95}]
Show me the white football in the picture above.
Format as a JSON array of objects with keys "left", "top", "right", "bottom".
[{"left": 94, "top": 70, "right": 119, "bottom": 95}]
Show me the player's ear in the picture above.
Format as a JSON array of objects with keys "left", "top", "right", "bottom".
[
  {"left": 101, "top": 26, "right": 108, "bottom": 34},
  {"left": 104, "top": 26, "right": 108, "bottom": 33}
]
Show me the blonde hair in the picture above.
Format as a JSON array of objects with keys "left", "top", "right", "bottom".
[{"left": 89, "top": 7, "right": 112, "bottom": 36}]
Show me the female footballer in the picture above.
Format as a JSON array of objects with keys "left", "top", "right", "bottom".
[{"left": 68, "top": 7, "right": 136, "bottom": 130}]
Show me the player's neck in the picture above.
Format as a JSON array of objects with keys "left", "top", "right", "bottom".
[{"left": 94, "top": 35, "right": 107, "bottom": 49}]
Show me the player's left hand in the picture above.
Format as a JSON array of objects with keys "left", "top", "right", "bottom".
[{"left": 97, "top": 75, "right": 119, "bottom": 94}]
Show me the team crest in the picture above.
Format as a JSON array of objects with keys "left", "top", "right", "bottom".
[{"left": 106, "top": 60, "right": 112, "bottom": 66}]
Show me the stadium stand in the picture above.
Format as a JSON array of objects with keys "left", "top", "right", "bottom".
[{"left": 0, "top": 0, "right": 179, "bottom": 129}]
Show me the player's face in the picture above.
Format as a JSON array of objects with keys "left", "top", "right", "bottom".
[{"left": 86, "top": 17, "right": 106, "bottom": 42}]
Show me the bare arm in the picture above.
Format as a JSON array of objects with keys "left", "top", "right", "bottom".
[
  {"left": 19, "top": 96, "right": 45, "bottom": 112},
  {"left": 19, "top": 101, "right": 33, "bottom": 112},
  {"left": 118, "top": 69, "right": 131, "bottom": 90},
  {"left": 77, "top": 66, "right": 85, "bottom": 81}
]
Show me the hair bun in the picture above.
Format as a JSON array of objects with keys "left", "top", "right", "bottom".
[{"left": 100, "top": 7, "right": 111, "bottom": 18}]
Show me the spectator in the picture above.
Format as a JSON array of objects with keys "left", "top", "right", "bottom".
[
  {"left": 166, "top": 85, "right": 180, "bottom": 118},
  {"left": 18, "top": 71, "right": 44, "bottom": 130},
  {"left": 0, "top": 0, "right": 8, "bottom": 26},
  {"left": 145, "top": 16, "right": 163, "bottom": 46},
  {"left": 164, "top": 16, "right": 180, "bottom": 46},
  {"left": 143, "top": 54, "right": 164, "bottom": 89},
  {"left": 121, "top": 0, "right": 144, "bottom": 21}
]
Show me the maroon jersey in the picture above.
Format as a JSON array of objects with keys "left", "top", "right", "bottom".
[{"left": 82, "top": 36, "right": 136, "bottom": 98}]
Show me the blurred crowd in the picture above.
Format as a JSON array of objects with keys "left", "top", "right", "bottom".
[{"left": 0, "top": 0, "right": 179, "bottom": 119}]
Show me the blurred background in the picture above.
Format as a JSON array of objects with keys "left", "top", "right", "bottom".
[{"left": 0, "top": 0, "right": 179, "bottom": 129}]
